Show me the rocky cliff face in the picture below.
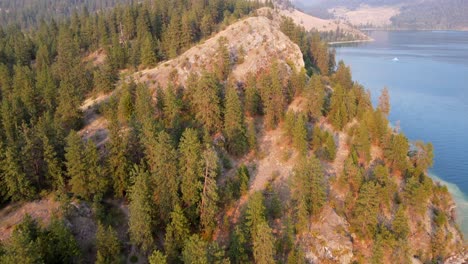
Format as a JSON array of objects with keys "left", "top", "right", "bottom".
[{"left": 134, "top": 14, "right": 304, "bottom": 90}]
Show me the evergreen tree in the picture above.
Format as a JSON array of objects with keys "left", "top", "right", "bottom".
[
  {"left": 352, "top": 181, "right": 379, "bottom": 238},
  {"left": 42, "top": 136, "right": 65, "bottom": 191},
  {"left": 392, "top": 206, "right": 410, "bottom": 240},
  {"left": 149, "top": 250, "right": 167, "bottom": 264},
  {"left": 216, "top": 37, "right": 231, "bottom": 80},
  {"left": 144, "top": 131, "right": 179, "bottom": 223},
  {"left": 328, "top": 84, "right": 348, "bottom": 131},
  {"left": 354, "top": 123, "right": 371, "bottom": 163},
  {"left": 162, "top": 85, "right": 182, "bottom": 136},
  {"left": 244, "top": 73, "right": 261, "bottom": 116},
  {"left": 179, "top": 128, "right": 203, "bottom": 219},
  {"left": 141, "top": 33, "right": 157, "bottom": 67},
  {"left": 200, "top": 146, "right": 219, "bottom": 237},
  {"left": 244, "top": 192, "right": 266, "bottom": 239},
  {"left": 224, "top": 85, "right": 248, "bottom": 156},
  {"left": 191, "top": 73, "right": 222, "bottom": 134},
  {"left": 165, "top": 204, "right": 190, "bottom": 262},
  {"left": 385, "top": 133, "right": 409, "bottom": 172},
  {"left": 378, "top": 87, "right": 390, "bottom": 117},
  {"left": 128, "top": 165, "right": 154, "bottom": 253},
  {"left": 228, "top": 226, "right": 248, "bottom": 264},
  {"left": 0, "top": 215, "right": 44, "bottom": 264},
  {"left": 334, "top": 61, "right": 353, "bottom": 90},
  {"left": 95, "top": 223, "right": 121, "bottom": 264},
  {"left": 182, "top": 234, "right": 208, "bottom": 264},
  {"left": 107, "top": 112, "right": 130, "bottom": 198},
  {"left": 2, "top": 146, "right": 35, "bottom": 201},
  {"left": 291, "top": 156, "right": 326, "bottom": 230},
  {"left": 306, "top": 75, "right": 325, "bottom": 120},
  {"left": 42, "top": 218, "right": 81, "bottom": 264},
  {"left": 66, "top": 131, "right": 106, "bottom": 201},
  {"left": 253, "top": 222, "right": 276, "bottom": 264}
]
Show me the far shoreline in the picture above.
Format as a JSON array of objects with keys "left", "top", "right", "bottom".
[
  {"left": 328, "top": 38, "right": 374, "bottom": 46},
  {"left": 359, "top": 28, "right": 468, "bottom": 32}
]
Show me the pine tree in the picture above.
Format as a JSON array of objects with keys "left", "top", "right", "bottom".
[
  {"left": 42, "top": 136, "right": 64, "bottom": 191},
  {"left": 352, "top": 181, "right": 379, "bottom": 238},
  {"left": 224, "top": 85, "right": 248, "bottom": 156},
  {"left": 144, "top": 131, "right": 179, "bottom": 223},
  {"left": 141, "top": 33, "right": 157, "bottom": 67},
  {"left": 291, "top": 156, "right": 326, "bottom": 228},
  {"left": 179, "top": 128, "right": 203, "bottom": 219},
  {"left": 306, "top": 75, "right": 325, "bottom": 120},
  {"left": 378, "top": 87, "right": 390, "bottom": 117},
  {"left": 253, "top": 222, "right": 276, "bottom": 264},
  {"left": 329, "top": 84, "right": 348, "bottom": 131},
  {"left": 149, "top": 250, "right": 167, "bottom": 264},
  {"left": 392, "top": 206, "right": 409, "bottom": 240},
  {"left": 162, "top": 85, "right": 182, "bottom": 134},
  {"left": 84, "top": 140, "right": 107, "bottom": 200},
  {"left": 385, "top": 133, "right": 409, "bottom": 172},
  {"left": 0, "top": 215, "right": 43, "bottom": 264},
  {"left": 107, "top": 113, "right": 130, "bottom": 198},
  {"left": 42, "top": 218, "right": 81, "bottom": 264},
  {"left": 355, "top": 123, "right": 371, "bottom": 163},
  {"left": 216, "top": 37, "right": 231, "bottom": 80},
  {"left": 95, "top": 223, "right": 121, "bottom": 264},
  {"left": 228, "top": 226, "right": 248, "bottom": 264},
  {"left": 246, "top": 118, "right": 257, "bottom": 152},
  {"left": 237, "top": 165, "right": 250, "bottom": 196},
  {"left": 244, "top": 73, "right": 261, "bottom": 116},
  {"left": 191, "top": 73, "right": 222, "bottom": 134},
  {"left": 165, "top": 204, "right": 190, "bottom": 262},
  {"left": 200, "top": 146, "right": 220, "bottom": 237},
  {"left": 182, "top": 234, "right": 208, "bottom": 264},
  {"left": 128, "top": 165, "right": 154, "bottom": 253},
  {"left": 244, "top": 192, "right": 266, "bottom": 239},
  {"left": 324, "top": 132, "right": 337, "bottom": 161},
  {"left": 66, "top": 130, "right": 106, "bottom": 201},
  {"left": 334, "top": 61, "right": 353, "bottom": 90},
  {"left": 2, "top": 146, "right": 35, "bottom": 201}
]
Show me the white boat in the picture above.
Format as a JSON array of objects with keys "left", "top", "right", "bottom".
[{"left": 392, "top": 57, "right": 399, "bottom": 62}]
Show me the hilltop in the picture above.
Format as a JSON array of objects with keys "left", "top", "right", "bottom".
[{"left": 134, "top": 14, "right": 304, "bottom": 90}]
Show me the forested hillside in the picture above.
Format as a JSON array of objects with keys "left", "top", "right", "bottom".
[
  {"left": 0, "top": 0, "right": 464, "bottom": 263},
  {"left": 0, "top": 0, "right": 135, "bottom": 28}
]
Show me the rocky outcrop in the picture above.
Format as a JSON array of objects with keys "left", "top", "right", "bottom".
[{"left": 134, "top": 15, "right": 304, "bottom": 90}]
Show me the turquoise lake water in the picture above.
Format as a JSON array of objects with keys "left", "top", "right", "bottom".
[{"left": 334, "top": 30, "right": 468, "bottom": 236}]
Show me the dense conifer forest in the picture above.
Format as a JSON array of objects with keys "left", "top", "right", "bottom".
[{"left": 0, "top": 0, "right": 462, "bottom": 263}]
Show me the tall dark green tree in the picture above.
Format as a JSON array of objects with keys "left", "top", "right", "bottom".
[
  {"left": 200, "top": 146, "right": 219, "bottom": 237},
  {"left": 179, "top": 128, "right": 203, "bottom": 220},
  {"left": 291, "top": 156, "right": 326, "bottom": 232},
  {"left": 128, "top": 165, "right": 154, "bottom": 253},
  {"left": 144, "top": 131, "right": 179, "bottom": 223},
  {"left": 165, "top": 204, "right": 190, "bottom": 262},
  {"left": 224, "top": 85, "right": 248, "bottom": 156}
]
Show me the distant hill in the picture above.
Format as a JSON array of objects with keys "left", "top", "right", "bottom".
[{"left": 295, "top": 0, "right": 468, "bottom": 30}]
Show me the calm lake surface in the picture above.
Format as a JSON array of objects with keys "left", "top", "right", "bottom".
[{"left": 334, "top": 31, "right": 468, "bottom": 236}]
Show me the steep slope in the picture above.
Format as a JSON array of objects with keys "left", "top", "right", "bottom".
[{"left": 134, "top": 15, "right": 304, "bottom": 90}]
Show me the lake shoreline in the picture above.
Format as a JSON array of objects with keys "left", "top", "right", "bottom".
[
  {"left": 429, "top": 173, "right": 468, "bottom": 241},
  {"left": 328, "top": 38, "right": 374, "bottom": 45}
]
